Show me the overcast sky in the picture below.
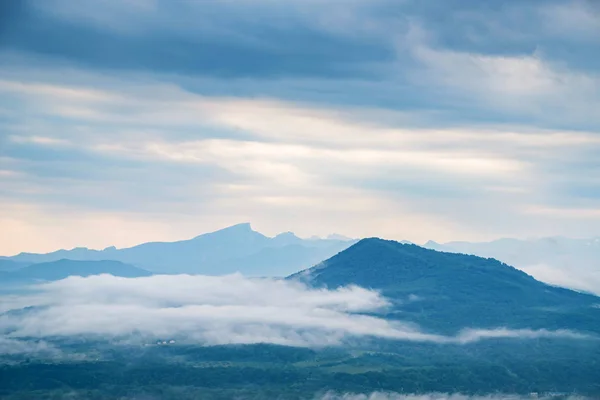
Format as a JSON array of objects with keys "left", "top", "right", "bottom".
[{"left": 1, "top": 0, "right": 600, "bottom": 255}]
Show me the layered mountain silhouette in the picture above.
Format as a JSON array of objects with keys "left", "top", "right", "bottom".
[
  {"left": 424, "top": 237, "right": 600, "bottom": 295},
  {"left": 0, "top": 259, "right": 29, "bottom": 272},
  {"left": 1, "top": 223, "right": 356, "bottom": 276},
  {"left": 1, "top": 259, "right": 151, "bottom": 283},
  {"left": 290, "top": 238, "right": 600, "bottom": 335}
]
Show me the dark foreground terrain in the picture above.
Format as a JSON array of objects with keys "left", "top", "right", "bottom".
[{"left": 1, "top": 340, "right": 599, "bottom": 399}]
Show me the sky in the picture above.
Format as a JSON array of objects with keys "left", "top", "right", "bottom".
[{"left": 1, "top": 0, "right": 600, "bottom": 255}]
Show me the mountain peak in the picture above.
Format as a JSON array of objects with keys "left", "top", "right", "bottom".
[
  {"left": 193, "top": 223, "right": 255, "bottom": 239},
  {"left": 274, "top": 231, "right": 299, "bottom": 239},
  {"left": 272, "top": 231, "right": 302, "bottom": 246},
  {"left": 291, "top": 237, "right": 544, "bottom": 292}
]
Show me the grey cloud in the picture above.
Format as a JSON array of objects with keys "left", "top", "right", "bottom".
[
  {"left": 3, "top": 0, "right": 600, "bottom": 129},
  {"left": 5, "top": 0, "right": 599, "bottom": 77},
  {"left": 402, "top": 0, "right": 600, "bottom": 73},
  {"left": 1, "top": 0, "right": 393, "bottom": 79}
]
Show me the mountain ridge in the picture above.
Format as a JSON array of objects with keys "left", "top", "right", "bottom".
[
  {"left": 1, "top": 259, "right": 152, "bottom": 283},
  {"left": 2, "top": 223, "right": 357, "bottom": 276}
]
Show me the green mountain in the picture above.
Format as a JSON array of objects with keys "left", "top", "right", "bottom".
[{"left": 289, "top": 238, "right": 600, "bottom": 335}]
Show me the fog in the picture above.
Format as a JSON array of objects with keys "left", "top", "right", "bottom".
[
  {"left": 0, "top": 274, "right": 591, "bottom": 350},
  {"left": 319, "top": 393, "right": 588, "bottom": 400},
  {"left": 0, "top": 337, "right": 57, "bottom": 355},
  {"left": 518, "top": 263, "right": 600, "bottom": 296}
]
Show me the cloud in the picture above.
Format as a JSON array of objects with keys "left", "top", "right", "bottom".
[
  {"left": 427, "top": 238, "right": 600, "bottom": 295},
  {"left": 1, "top": 0, "right": 600, "bottom": 257},
  {"left": 319, "top": 393, "right": 590, "bottom": 400},
  {"left": 539, "top": 1, "right": 600, "bottom": 41},
  {"left": 2, "top": 0, "right": 393, "bottom": 79},
  {"left": 519, "top": 263, "right": 600, "bottom": 296},
  {"left": 1, "top": 67, "right": 600, "bottom": 254},
  {"left": 0, "top": 275, "right": 591, "bottom": 350},
  {"left": 0, "top": 337, "right": 58, "bottom": 355},
  {"left": 453, "top": 328, "right": 589, "bottom": 344},
  {"left": 406, "top": 25, "right": 600, "bottom": 127}
]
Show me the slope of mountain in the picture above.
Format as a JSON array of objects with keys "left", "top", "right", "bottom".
[
  {"left": 0, "top": 260, "right": 30, "bottom": 272},
  {"left": 290, "top": 238, "right": 600, "bottom": 335},
  {"left": 1, "top": 259, "right": 152, "bottom": 283},
  {"left": 424, "top": 237, "right": 600, "bottom": 295},
  {"left": 219, "top": 243, "right": 354, "bottom": 277},
  {"left": 3, "top": 223, "right": 356, "bottom": 276}
]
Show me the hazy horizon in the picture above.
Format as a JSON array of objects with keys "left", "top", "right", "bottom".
[{"left": 4, "top": 220, "right": 600, "bottom": 257}]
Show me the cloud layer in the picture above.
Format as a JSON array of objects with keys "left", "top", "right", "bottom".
[
  {"left": 0, "top": 275, "right": 590, "bottom": 350},
  {"left": 319, "top": 393, "right": 589, "bottom": 400}
]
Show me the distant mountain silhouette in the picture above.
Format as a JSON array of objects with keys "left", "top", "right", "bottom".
[
  {"left": 1, "top": 259, "right": 151, "bottom": 283},
  {"left": 3, "top": 223, "right": 356, "bottom": 276},
  {"left": 424, "top": 237, "right": 600, "bottom": 295},
  {"left": 289, "top": 238, "right": 600, "bottom": 335},
  {"left": 0, "top": 259, "right": 30, "bottom": 272}
]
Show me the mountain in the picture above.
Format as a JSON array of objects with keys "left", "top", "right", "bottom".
[
  {"left": 326, "top": 233, "right": 354, "bottom": 241},
  {"left": 0, "top": 259, "right": 30, "bottom": 272},
  {"left": 3, "top": 223, "right": 356, "bottom": 276},
  {"left": 290, "top": 238, "right": 600, "bottom": 335},
  {"left": 1, "top": 259, "right": 152, "bottom": 283},
  {"left": 424, "top": 237, "right": 600, "bottom": 295}
]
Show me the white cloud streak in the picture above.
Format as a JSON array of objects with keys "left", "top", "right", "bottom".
[
  {"left": 0, "top": 337, "right": 58, "bottom": 355},
  {"left": 0, "top": 275, "right": 591, "bottom": 351},
  {"left": 319, "top": 392, "right": 590, "bottom": 400},
  {"left": 519, "top": 263, "right": 600, "bottom": 296}
]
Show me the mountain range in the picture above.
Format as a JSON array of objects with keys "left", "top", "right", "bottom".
[
  {"left": 2, "top": 225, "right": 600, "bottom": 300},
  {"left": 2, "top": 230, "right": 600, "bottom": 397},
  {"left": 0, "top": 259, "right": 151, "bottom": 284},
  {"left": 3, "top": 233, "right": 598, "bottom": 340},
  {"left": 0, "top": 223, "right": 356, "bottom": 277}
]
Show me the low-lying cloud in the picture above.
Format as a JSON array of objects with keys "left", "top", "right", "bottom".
[
  {"left": 0, "top": 337, "right": 58, "bottom": 356},
  {"left": 0, "top": 274, "right": 591, "bottom": 350},
  {"left": 319, "top": 393, "right": 589, "bottom": 400}
]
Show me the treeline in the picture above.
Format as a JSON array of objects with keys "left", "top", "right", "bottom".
[
  {"left": 1, "top": 341, "right": 599, "bottom": 398},
  {"left": 1, "top": 358, "right": 598, "bottom": 398}
]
